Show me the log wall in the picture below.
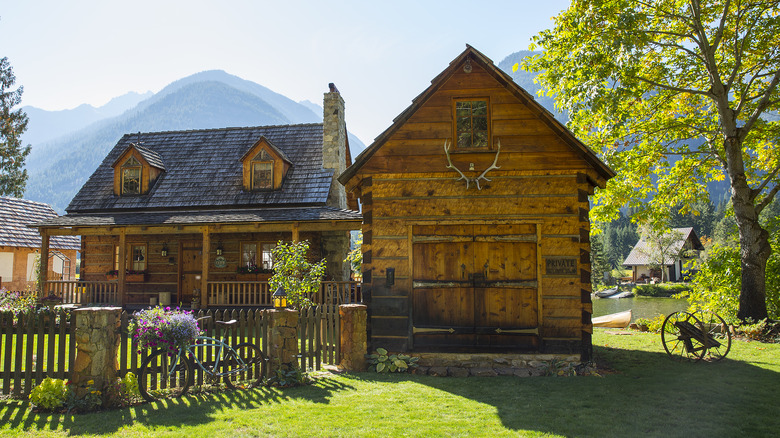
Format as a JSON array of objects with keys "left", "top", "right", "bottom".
[{"left": 351, "top": 59, "right": 600, "bottom": 355}]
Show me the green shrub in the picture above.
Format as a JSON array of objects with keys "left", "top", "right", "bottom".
[
  {"left": 366, "top": 348, "right": 418, "bottom": 373},
  {"left": 266, "top": 366, "right": 311, "bottom": 387},
  {"left": 119, "top": 372, "right": 140, "bottom": 401},
  {"left": 685, "top": 234, "right": 780, "bottom": 323},
  {"left": 269, "top": 240, "right": 326, "bottom": 309},
  {"left": 29, "top": 378, "right": 70, "bottom": 411},
  {"left": 634, "top": 314, "right": 666, "bottom": 332},
  {"left": 634, "top": 283, "right": 692, "bottom": 297}
]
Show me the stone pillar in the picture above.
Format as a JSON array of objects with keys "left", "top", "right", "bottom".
[
  {"left": 322, "top": 230, "right": 351, "bottom": 281},
  {"left": 339, "top": 304, "right": 367, "bottom": 371},
  {"left": 323, "top": 83, "right": 347, "bottom": 210},
  {"left": 264, "top": 309, "right": 299, "bottom": 374},
  {"left": 72, "top": 307, "right": 122, "bottom": 404}
]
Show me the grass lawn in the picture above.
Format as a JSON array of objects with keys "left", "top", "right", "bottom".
[{"left": 1, "top": 329, "right": 778, "bottom": 437}]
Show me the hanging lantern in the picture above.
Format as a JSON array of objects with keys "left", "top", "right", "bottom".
[
  {"left": 272, "top": 286, "right": 287, "bottom": 309},
  {"left": 161, "top": 243, "right": 168, "bottom": 257},
  {"left": 216, "top": 242, "right": 223, "bottom": 256}
]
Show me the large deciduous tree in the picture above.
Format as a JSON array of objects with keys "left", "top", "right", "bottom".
[
  {"left": 525, "top": 0, "right": 780, "bottom": 321},
  {"left": 0, "top": 57, "right": 30, "bottom": 197}
]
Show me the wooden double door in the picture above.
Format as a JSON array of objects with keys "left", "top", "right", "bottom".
[{"left": 412, "top": 224, "right": 539, "bottom": 350}]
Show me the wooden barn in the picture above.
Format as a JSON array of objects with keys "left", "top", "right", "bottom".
[
  {"left": 339, "top": 46, "right": 615, "bottom": 358},
  {"left": 31, "top": 86, "right": 362, "bottom": 308}
]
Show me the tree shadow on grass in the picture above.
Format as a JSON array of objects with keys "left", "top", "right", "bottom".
[
  {"left": 346, "top": 344, "right": 780, "bottom": 437},
  {"left": 0, "top": 376, "right": 354, "bottom": 436}
]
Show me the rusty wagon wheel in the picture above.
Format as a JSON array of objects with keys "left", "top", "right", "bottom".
[
  {"left": 661, "top": 311, "right": 705, "bottom": 362},
  {"left": 694, "top": 311, "right": 732, "bottom": 362}
]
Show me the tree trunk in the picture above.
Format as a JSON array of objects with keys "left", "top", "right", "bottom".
[{"left": 725, "top": 138, "right": 771, "bottom": 321}]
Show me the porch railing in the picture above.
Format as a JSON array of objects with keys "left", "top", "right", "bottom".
[
  {"left": 40, "top": 280, "right": 360, "bottom": 307},
  {"left": 43, "top": 280, "right": 119, "bottom": 305},
  {"left": 208, "top": 281, "right": 361, "bottom": 306}
]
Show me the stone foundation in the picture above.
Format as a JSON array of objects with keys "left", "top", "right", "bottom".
[
  {"left": 412, "top": 352, "right": 581, "bottom": 377},
  {"left": 264, "top": 309, "right": 299, "bottom": 374}
]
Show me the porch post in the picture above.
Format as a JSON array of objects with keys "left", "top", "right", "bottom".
[
  {"left": 118, "top": 229, "right": 126, "bottom": 305},
  {"left": 39, "top": 229, "right": 50, "bottom": 296},
  {"left": 292, "top": 222, "right": 299, "bottom": 242},
  {"left": 201, "top": 226, "right": 210, "bottom": 308}
]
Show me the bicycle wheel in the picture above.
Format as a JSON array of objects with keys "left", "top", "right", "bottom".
[
  {"left": 139, "top": 349, "right": 192, "bottom": 402},
  {"left": 224, "top": 343, "right": 265, "bottom": 389}
]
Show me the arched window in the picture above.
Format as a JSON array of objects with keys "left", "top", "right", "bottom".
[{"left": 122, "top": 156, "right": 142, "bottom": 195}]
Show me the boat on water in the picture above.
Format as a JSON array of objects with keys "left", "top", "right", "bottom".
[
  {"left": 594, "top": 287, "right": 619, "bottom": 298},
  {"left": 592, "top": 309, "right": 632, "bottom": 328},
  {"left": 606, "top": 291, "right": 634, "bottom": 299}
]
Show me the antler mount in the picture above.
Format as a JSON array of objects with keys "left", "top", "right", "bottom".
[{"left": 443, "top": 139, "right": 501, "bottom": 190}]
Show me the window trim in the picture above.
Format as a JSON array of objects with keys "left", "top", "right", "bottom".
[
  {"left": 250, "top": 160, "right": 274, "bottom": 191},
  {"left": 121, "top": 156, "right": 142, "bottom": 195},
  {"left": 452, "top": 97, "right": 491, "bottom": 150},
  {"left": 130, "top": 244, "right": 147, "bottom": 272},
  {"left": 241, "top": 241, "right": 276, "bottom": 271}
]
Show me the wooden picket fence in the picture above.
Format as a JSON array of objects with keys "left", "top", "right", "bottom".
[{"left": 0, "top": 306, "right": 340, "bottom": 397}]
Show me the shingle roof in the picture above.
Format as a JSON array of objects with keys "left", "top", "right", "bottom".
[
  {"left": 67, "top": 124, "right": 333, "bottom": 212},
  {"left": 133, "top": 144, "right": 166, "bottom": 170},
  {"left": 0, "top": 197, "right": 81, "bottom": 250},
  {"left": 623, "top": 227, "right": 703, "bottom": 266},
  {"left": 31, "top": 206, "right": 362, "bottom": 227}
]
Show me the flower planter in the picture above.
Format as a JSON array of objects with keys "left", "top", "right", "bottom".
[
  {"left": 106, "top": 273, "right": 145, "bottom": 282},
  {"left": 236, "top": 273, "right": 257, "bottom": 281}
]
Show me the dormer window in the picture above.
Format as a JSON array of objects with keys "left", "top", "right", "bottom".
[
  {"left": 241, "top": 136, "right": 292, "bottom": 192},
  {"left": 112, "top": 141, "right": 165, "bottom": 196},
  {"left": 121, "top": 157, "right": 142, "bottom": 195},
  {"left": 251, "top": 150, "right": 274, "bottom": 190},
  {"left": 454, "top": 98, "right": 490, "bottom": 148}
]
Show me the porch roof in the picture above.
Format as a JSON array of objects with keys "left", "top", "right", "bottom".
[{"left": 29, "top": 206, "right": 362, "bottom": 229}]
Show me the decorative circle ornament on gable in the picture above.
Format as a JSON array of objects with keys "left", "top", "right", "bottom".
[{"left": 214, "top": 255, "right": 227, "bottom": 268}]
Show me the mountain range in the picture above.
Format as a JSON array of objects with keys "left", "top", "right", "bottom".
[{"left": 22, "top": 70, "right": 365, "bottom": 212}]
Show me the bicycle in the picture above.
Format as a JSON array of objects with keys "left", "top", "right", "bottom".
[{"left": 138, "top": 316, "right": 266, "bottom": 402}]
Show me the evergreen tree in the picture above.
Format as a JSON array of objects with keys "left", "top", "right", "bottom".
[{"left": 0, "top": 57, "right": 30, "bottom": 197}]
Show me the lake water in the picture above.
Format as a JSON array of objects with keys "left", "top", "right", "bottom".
[{"left": 592, "top": 295, "right": 689, "bottom": 322}]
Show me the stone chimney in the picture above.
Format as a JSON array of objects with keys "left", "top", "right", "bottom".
[{"left": 323, "top": 83, "right": 347, "bottom": 209}]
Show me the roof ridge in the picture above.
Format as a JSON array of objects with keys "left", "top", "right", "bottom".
[
  {"left": 0, "top": 196, "right": 55, "bottom": 208},
  {"left": 119, "top": 123, "right": 324, "bottom": 139}
]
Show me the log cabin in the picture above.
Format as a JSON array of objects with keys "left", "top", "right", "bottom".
[
  {"left": 31, "top": 85, "right": 362, "bottom": 308},
  {"left": 339, "top": 46, "right": 615, "bottom": 360},
  {"left": 623, "top": 227, "right": 704, "bottom": 283},
  {"left": 0, "top": 197, "right": 80, "bottom": 291}
]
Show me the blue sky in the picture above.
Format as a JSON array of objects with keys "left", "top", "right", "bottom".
[{"left": 1, "top": 0, "right": 570, "bottom": 144}]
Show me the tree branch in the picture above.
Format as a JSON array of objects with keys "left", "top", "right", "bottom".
[
  {"left": 751, "top": 164, "right": 780, "bottom": 202},
  {"left": 741, "top": 70, "right": 780, "bottom": 136},
  {"left": 756, "top": 182, "right": 780, "bottom": 215}
]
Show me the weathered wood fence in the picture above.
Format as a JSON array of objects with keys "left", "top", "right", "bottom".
[{"left": 0, "top": 306, "right": 340, "bottom": 397}]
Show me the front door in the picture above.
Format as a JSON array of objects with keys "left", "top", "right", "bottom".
[
  {"left": 179, "top": 241, "right": 202, "bottom": 305},
  {"left": 412, "top": 224, "right": 539, "bottom": 350}
]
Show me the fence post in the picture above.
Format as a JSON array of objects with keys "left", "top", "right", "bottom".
[
  {"left": 339, "top": 304, "right": 367, "bottom": 371},
  {"left": 72, "top": 307, "right": 122, "bottom": 406},
  {"left": 264, "top": 309, "right": 299, "bottom": 375}
]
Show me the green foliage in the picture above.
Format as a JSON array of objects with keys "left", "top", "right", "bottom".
[
  {"left": 525, "top": 1, "right": 780, "bottom": 320},
  {"left": 65, "top": 379, "right": 103, "bottom": 412},
  {"left": 634, "top": 283, "right": 692, "bottom": 298},
  {"left": 0, "top": 57, "right": 31, "bottom": 197},
  {"left": 0, "top": 288, "right": 39, "bottom": 319},
  {"left": 29, "top": 378, "right": 69, "bottom": 411},
  {"left": 269, "top": 240, "right": 326, "bottom": 309},
  {"left": 118, "top": 372, "right": 140, "bottom": 402},
  {"left": 590, "top": 234, "right": 612, "bottom": 287},
  {"left": 266, "top": 366, "right": 311, "bottom": 388},
  {"left": 633, "top": 314, "right": 666, "bottom": 332},
  {"left": 366, "top": 347, "right": 419, "bottom": 373},
  {"left": 345, "top": 231, "right": 363, "bottom": 280},
  {"left": 685, "top": 222, "right": 780, "bottom": 322},
  {"left": 540, "top": 359, "right": 578, "bottom": 377}
]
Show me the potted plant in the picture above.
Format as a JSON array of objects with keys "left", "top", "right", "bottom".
[
  {"left": 236, "top": 265, "right": 273, "bottom": 281},
  {"left": 130, "top": 307, "right": 202, "bottom": 354},
  {"left": 191, "top": 297, "right": 200, "bottom": 310}
]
